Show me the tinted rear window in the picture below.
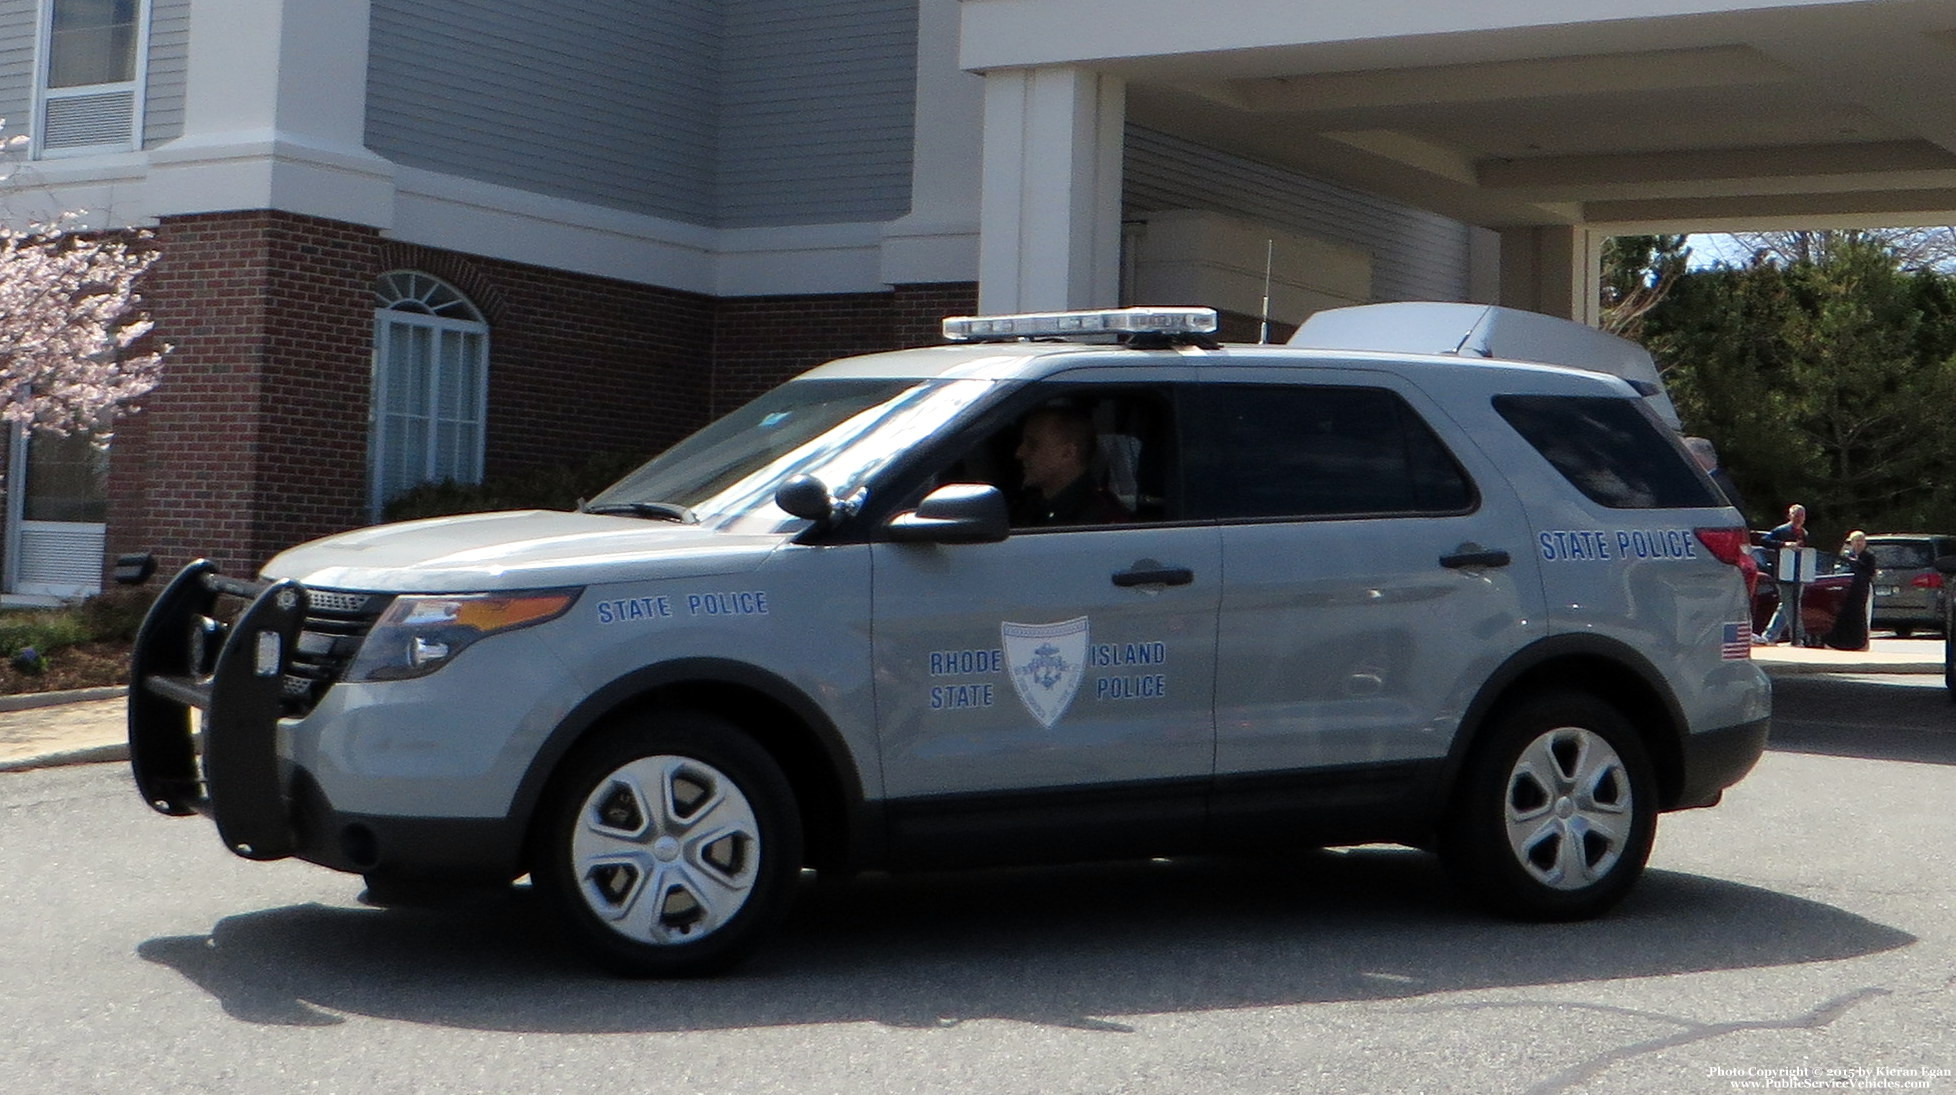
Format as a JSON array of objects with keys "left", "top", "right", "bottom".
[
  {"left": 1868, "top": 541, "right": 1936, "bottom": 568},
  {"left": 1494, "top": 395, "right": 1722, "bottom": 510},
  {"left": 1187, "top": 384, "right": 1476, "bottom": 520}
]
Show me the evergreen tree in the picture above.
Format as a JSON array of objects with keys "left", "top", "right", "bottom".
[{"left": 1641, "top": 236, "right": 1956, "bottom": 542}]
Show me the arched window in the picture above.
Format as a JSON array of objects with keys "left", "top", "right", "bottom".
[{"left": 371, "top": 271, "right": 489, "bottom": 517}]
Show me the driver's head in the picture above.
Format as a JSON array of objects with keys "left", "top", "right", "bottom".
[{"left": 1015, "top": 406, "right": 1095, "bottom": 496}]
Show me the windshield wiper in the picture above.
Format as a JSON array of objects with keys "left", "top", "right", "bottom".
[{"left": 580, "top": 501, "right": 699, "bottom": 524}]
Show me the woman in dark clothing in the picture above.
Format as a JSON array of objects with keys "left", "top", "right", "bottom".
[{"left": 1824, "top": 531, "right": 1877, "bottom": 650}]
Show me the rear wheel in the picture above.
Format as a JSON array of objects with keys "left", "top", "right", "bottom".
[
  {"left": 1944, "top": 602, "right": 1956, "bottom": 697},
  {"left": 534, "top": 711, "right": 803, "bottom": 976},
  {"left": 1441, "top": 691, "right": 1656, "bottom": 921}
]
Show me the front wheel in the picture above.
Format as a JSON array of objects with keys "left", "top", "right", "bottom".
[
  {"left": 1441, "top": 691, "right": 1656, "bottom": 921},
  {"left": 534, "top": 711, "right": 803, "bottom": 976}
]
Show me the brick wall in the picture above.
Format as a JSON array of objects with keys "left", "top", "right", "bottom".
[
  {"left": 107, "top": 212, "right": 374, "bottom": 577},
  {"left": 707, "top": 283, "right": 976, "bottom": 417},
  {"left": 376, "top": 243, "right": 717, "bottom": 481},
  {"left": 99, "top": 208, "right": 976, "bottom": 579}
]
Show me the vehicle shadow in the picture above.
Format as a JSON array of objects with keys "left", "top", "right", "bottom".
[
  {"left": 136, "top": 849, "right": 1913, "bottom": 1033},
  {"left": 1768, "top": 675, "right": 1956, "bottom": 766}
]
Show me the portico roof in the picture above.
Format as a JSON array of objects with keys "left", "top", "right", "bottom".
[{"left": 960, "top": 0, "right": 1956, "bottom": 232}]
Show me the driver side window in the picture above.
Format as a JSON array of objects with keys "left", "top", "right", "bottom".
[{"left": 926, "top": 385, "right": 1180, "bottom": 530}]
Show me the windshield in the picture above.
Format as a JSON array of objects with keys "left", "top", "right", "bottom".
[{"left": 587, "top": 377, "right": 997, "bottom": 532}]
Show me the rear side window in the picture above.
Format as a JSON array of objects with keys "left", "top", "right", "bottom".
[
  {"left": 1186, "top": 384, "right": 1475, "bottom": 520},
  {"left": 1495, "top": 395, "right": 1721, "bottom": 510}
]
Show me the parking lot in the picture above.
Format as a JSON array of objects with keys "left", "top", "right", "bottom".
[{"left": 0, "top": 666, "right": 1949, "bottom": 1095}]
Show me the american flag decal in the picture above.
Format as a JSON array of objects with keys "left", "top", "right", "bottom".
[{"left": 1721, "top": 622, "right": 1752, "bottom": 660}]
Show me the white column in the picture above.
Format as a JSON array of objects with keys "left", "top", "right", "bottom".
[
  {"left": 976, "top": 66, "right": 1124, "bottom": 313},
  {"left": 880, "top": 0, "right": 985, "bottom": 286},
  {"left": 1497, "top": 226, "right": 1602, "bottom": 325},
  {"left": 145, "top": 0, "right": 394, "bottom": 227}
]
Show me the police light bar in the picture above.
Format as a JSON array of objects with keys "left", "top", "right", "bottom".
[{"left": 942, "top": 307, "right": 1219, "bottom": 342}]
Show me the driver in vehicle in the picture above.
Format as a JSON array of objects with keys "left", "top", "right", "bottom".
[{"left": 1012, "top": 404, "right": 1132, "bottom": 526}]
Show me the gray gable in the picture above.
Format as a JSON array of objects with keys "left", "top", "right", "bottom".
[
  {"left": 366, "top": 0, "right": 917, "bottom": 229},
  {"left": 717, "top": 0, "right": 917, "bottom": 227},
  {"left": 367, "top": 0, "right": 723, "bottom": 224},
  {"left": 142, "top": 0, "right": 188, "bottom": 148},
  {"left": 0, "top": 0, "right": 37, "bottom": 145}
]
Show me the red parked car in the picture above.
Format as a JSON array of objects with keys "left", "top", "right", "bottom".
[{"left": 1748, "top": 545, "right": 1853, "bottom": 644}]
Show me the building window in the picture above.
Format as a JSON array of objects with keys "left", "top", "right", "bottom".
[
  {"left": 371, "top": 272, "right": 489, "bottom": 519},
  {"left": 36, "top": 0, "right": 148, "bottom": 154}
]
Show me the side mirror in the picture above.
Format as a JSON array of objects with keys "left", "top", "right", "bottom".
[
  {"left": 774, "top": 474, "right": 835, "bottom": 523},
  {"left": 886, "top": 483, "right": 1009, "bottom": 545}
]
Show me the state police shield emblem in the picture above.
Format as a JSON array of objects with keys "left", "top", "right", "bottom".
[{"left": 1002, "top": 617, "right": 1089, "bottom": 729}]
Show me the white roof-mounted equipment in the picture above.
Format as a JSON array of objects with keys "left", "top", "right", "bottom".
[
  {"left": 1289, "top": 302, "right": 1682, "bottom": 430},
  {"left": 943, "top": 307, "right": 1218, "bottom": 347}
]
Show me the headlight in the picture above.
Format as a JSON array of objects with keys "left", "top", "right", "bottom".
[{"left": 345, "top": 589, "right": 581, "bottom": 682}]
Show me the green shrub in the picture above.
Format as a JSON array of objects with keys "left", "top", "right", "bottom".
[
  {"left": 0, "top": 586, "right": 159, "bottom": 664},
  {"left": 0, "top": 609, "right": 91, "bottom": 661},
  {"left": 382, "top": 451, "right": 646, "bottom": 522},
  {"left": 73, "top": 586, "right": 158, "bottom": 642}
]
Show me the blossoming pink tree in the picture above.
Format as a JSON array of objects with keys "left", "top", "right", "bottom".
[{"left": 0, "top": 128, "right": 165, "bottom": 436}]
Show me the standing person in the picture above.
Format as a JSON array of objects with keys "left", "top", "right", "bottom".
[
  {"left": 1756, "top": 503, "right": 1809, "bottom": 644},
  {"left": 1823, "top": 530, "right": 1877, "bottom": 650},
  {"left": 1683, "top": 436, "right": 1748, "bottom": 517}
]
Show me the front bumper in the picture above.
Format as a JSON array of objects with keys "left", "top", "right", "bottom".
[
  {"left": 128, "top": 561, "right": 307, "bottom": 859},
  {"left": 128, "top": 561, "right": 544, "bottom": 882}
]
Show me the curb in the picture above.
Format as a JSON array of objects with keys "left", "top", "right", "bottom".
[
  {"left": 1758, "top": 661, "right": 1939, "bottom": 677},
  {"left": 0, "top": 686, "right": 127, "bottom": 713},
  {"left": 0, "top": 741, "right": 128, "bottom": 773}
]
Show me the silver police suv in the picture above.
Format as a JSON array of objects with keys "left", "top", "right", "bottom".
[{"left": 128, "top": 304, "right": 1771, "bottom": 976}]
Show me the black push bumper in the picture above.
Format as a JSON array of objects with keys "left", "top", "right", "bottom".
[{"left": 128, "top": 561, "right": 308, "bottom": 860}]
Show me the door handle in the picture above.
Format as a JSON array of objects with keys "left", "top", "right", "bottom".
[
  {"left": 1440, "top": 546, "right": 1511, "bottom": 569},
  {"left": 1113, "top": 566, "right": 1195, "bottom": 588}
]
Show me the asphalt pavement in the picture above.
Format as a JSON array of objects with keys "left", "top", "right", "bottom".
[{"left": 0, "top": 638, "right": 1940, "bottom": 773}]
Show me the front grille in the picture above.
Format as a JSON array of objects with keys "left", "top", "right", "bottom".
[{"left": 284, "top": 589, "right": 393, "bottom": 715}]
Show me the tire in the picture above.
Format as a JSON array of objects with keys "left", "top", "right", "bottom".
[
  {"left": 1944, "top": 603, "right": 1956, "bottom": 697},
  {"left": 534, "top": 711, "right": 803, "bottom": 977},
  {"left": 1894, "top": 626, "right": 1914, "bottom": 639},
  {"left": 1440, "top": 691, "right": 1656, "bottom": 921}
]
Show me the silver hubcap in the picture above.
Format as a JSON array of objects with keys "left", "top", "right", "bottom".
[
  {"left": 570, "top": 755, "right": 762, "bottom": 945},
  {"left": 1503, "top": 726, "right": 1633, "bottom": 891}
]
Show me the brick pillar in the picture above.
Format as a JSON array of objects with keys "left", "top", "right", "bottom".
[{"left": 109, "top": 211, "right": 378, "bottom": 576}]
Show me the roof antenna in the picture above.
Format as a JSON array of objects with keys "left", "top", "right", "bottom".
[{"left": 1258, "top": 238, "right": 1274, "bottom": 344}]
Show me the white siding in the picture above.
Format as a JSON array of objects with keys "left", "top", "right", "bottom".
[
  {"left": 716, "top": 0, "right": 917, "bottom": 227},
  {"left": 1124, "top": 126, "right": 1474, "bottom": 304},
  {"left": 143, "top": 0, "right": 188, "bottom": 147},
  {"left": 0, "top": 0, "right": 34, "bottom": 144},
  {"left": 366, "top": 0, "right": 724, "bottom": 223}
]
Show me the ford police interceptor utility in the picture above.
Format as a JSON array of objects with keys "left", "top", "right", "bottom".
[{"left": 126, "top": 304, "right": 1771, "bottom": 976}]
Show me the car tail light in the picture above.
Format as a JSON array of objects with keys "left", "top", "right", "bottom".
[
  {"left": 1912, "top": 572, "right": 1943, "bottom": 590},
  {"left": 1694, "top": 527, "right": 1750, "bottom": 566}
]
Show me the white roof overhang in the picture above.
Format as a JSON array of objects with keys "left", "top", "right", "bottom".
[{"left": 960, "top": 0, "right": 1956, "bottom": 233}]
